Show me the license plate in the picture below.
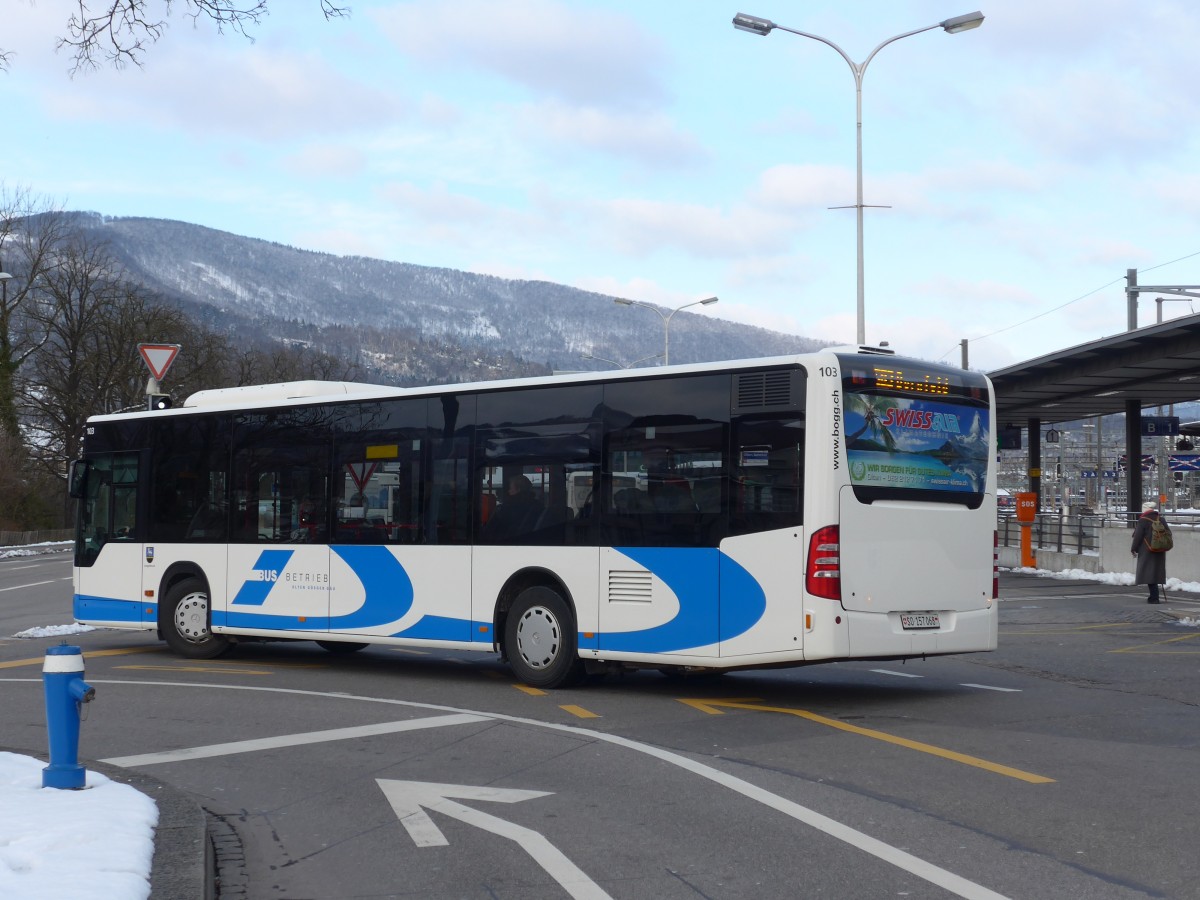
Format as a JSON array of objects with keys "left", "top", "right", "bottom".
[{"left": 900, "top": 612, "right": 940, "bottom": 630}]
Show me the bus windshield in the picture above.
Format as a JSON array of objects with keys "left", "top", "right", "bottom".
[{"left": 839, "top": 355, "right": 991, "bottom": 507}]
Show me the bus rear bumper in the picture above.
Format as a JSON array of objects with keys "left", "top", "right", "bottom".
[{"left": 845, "top": 605, "right": 998, "bottom": 658}]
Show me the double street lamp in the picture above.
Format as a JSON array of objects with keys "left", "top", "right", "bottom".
[
  {"left": 733, "top": 10, "right": 985, "bottom": 345},
  {"left": 614, "top": 296, "right": 718, "bottom": 366},
  {"left": 582, "top": 352, "right": 663, "bottom": 369}
]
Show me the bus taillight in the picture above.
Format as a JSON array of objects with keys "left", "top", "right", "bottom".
[
  {"left": 806, "top": 525, "right": 841, "bottom": 600},
  {"left": 993, "top": 530, "right": 999, "bottom": 599}
]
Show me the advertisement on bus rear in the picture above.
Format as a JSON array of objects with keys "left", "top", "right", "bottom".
[{"left": 845, "top": 396, "right": 990, "bottom": 494}]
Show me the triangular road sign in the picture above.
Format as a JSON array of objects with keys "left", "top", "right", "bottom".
[{"left": 138, "top": 343, "right": 181, "bottom": 381}]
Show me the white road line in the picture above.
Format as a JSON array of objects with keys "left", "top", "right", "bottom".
[
  {"left": 0, "top": 580, "right": 57, "bottom": 593},
  {"left": 961, "top": 684, "right": 1021, "bottom": 693},
  {"left": 99, "top": 713, "right": 489, "bottom": 766},
  {"left": 870, "top": 668, "right": 923, "bottom": 678},
  {"left": 51, "top": 679, "right": 1010, "bottom": 900}
]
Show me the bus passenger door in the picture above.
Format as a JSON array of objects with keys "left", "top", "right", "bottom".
[
  {"left": 224, "top": 544, "right": 330, "bottom": 633},
  {"left": 221, "top": 471, "right": 331, "bottom": 633}
]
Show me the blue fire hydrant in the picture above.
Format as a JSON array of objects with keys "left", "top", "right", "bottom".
[{"left": 42, "top": 644, "right": 96, "bottom": 790}]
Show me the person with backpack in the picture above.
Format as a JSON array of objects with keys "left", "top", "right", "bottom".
[{"left": 1131, "top": 501, "right": 1172, "bottom": 604}]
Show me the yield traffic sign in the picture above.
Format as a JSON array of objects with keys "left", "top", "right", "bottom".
[{"left": 137, "top": 343, "right": 181, "bottom": 381}]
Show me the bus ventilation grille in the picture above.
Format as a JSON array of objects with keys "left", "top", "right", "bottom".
[
  {"left": 734, "top": 370, "right": 797, "bottom": 413},
  {"left": 608, "top": 570, "right": 653, "bottom": 603}
]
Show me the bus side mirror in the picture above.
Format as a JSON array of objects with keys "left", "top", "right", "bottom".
[{"left": 68, "top": 460, "right": 89, "bottom": 499}]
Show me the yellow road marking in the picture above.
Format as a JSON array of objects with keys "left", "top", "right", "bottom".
[
  {"left": 1002, "top": 623, "right": 1158, "bottom": 635},
  {"left": 0, "top": 645, "right": 165, "bottom": 669},
  {"left": 514, "top": 684, "right": 547, "bottom": 696},
  {"left": 115, "top": 665, "right": 273, "bottom": 676},
  {"left": 560, "top": 704, "right": 600, "bottom": 719},
  {"left": 1111, "top": 633, "right": 1200, "bottom": 654},
  {"left": 679, "top": 697, "right": 1054, "bottom": 784}
]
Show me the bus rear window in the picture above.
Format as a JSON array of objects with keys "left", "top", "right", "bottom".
[{"left": 839, "top": 356, "right": 990, "bottom": 507}]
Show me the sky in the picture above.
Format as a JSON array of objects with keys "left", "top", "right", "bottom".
[{"left": 3, "top": 0, "right": 1200, "bottom": 372}]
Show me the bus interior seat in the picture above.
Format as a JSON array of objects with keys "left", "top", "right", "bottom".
[{"left": 535, "top": 505, "right": 574, "bottom": 530}]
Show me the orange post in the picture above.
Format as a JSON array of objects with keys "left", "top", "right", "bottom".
[{"left": 1015, "top": 492, "right": 1038, "bottom": 568}]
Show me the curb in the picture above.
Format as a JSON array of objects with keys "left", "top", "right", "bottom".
[{"left": 87, "top": 758, "right": 213, "bottom": 900}]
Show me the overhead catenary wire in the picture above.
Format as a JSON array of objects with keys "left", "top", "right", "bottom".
[{"left": 938, "top": 248, "right": 1200, "bottom": 363}]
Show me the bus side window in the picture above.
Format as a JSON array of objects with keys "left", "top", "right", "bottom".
[
  {"left": 75, "top": 452, "right": 139, "bottom": 566},
  {"left": 729, "top": 416, "right": 805, "bottom": 536},
  {"left": 150, "top": 417, "right": 230, "bottom": 543},
  {"left": 231, "top": 410, "right": 332, "bottom": 544},
  {"left": 474, "top": 384, "right": 600, "bottom": 547}
]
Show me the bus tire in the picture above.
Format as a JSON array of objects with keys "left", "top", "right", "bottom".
[
  {"left": 316, "top": 641, "right": 369, "bottom": 654},
  {"left": 162, "top": 578, "right": 230, "bottom": 659},
  {"left": 504, "top": 586, "right": 583, "bottom": 689}
]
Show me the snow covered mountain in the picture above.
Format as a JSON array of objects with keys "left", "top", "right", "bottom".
[{"left": 75, "top": 213, "right": 830, "bottom": 385}]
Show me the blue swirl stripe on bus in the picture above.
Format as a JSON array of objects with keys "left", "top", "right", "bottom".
[
  {"left": 224, "top": 545, "right": 486, "bottom": 638},
  {"left": 596, "top": 548, "right": 767, "bottom": 653},
  {"left": 73, "top": 594, "right": 142, "bottom": 623},
  {"left": 230, "top": 549, "right": 295, "bottom": 606},
  {"left": 328, "top": 545, "right": 415, "bottom": 629}
]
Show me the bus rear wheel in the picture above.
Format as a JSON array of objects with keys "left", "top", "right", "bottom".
[
  {"left": 504, "top": 586, "right": 583, "bottom": 689},
  {"left": 162, "top": 578, "right": 230, "bottom": 659}
]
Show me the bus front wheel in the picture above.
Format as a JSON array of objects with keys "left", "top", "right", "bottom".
[
  {"left": 504, "top": 586, "right": 583, "bottom": 689},
  {"left": 162, "top": 578, "right": 230, "bottom": 659}
]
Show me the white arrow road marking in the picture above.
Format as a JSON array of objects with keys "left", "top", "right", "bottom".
[{"left": 377, "top": 779, "right": 612, "bottom": 900}]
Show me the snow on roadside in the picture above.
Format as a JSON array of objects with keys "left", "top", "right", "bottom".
[
  {"left": 14, "top": 624, "right": 97, "bottom": 639},
  {"left": 0, "top": 752, "right": 157, "bottom": 900}
]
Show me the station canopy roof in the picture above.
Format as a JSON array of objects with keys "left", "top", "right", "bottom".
[{"left": 988, "top": 312, "right": 1200, "bottom": 426}]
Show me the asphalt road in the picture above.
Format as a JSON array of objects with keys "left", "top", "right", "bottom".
[{"left": 3, "top": 549, "right": 1199, "bottom": 899}]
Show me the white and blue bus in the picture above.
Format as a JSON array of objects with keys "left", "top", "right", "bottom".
[{"left": 70, "top": 347, "right": 998, "bottom": 688}]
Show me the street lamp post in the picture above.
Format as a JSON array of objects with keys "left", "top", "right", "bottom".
[
  {"left": 613, "top": 296, "right": 718, "bottom": 366},
  {"left": 733, "top": 10, "right": 985, "bottom": 346}
]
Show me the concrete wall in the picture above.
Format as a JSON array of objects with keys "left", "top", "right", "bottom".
[{"left": 998, "top": 525, "right": 1197, "bottom": 583}]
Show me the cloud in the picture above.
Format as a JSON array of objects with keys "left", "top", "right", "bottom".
[
  {"left": 283, "top": 144, "right": 368, "bottom": 179},
  {"left": 381, "top": 181, "right": 498, "bottom": 225},
  {"left": 372, "top": 0, "right": 668, "bottom": 111},
  {"left": 1005, "top": 70, "right": 1171, "bottom": 164},
  {"left": 750, "top": 164, "right": 853, "bottom": 211},
  {"left": 1151, "top": 173, "right": 1200, "bottom": 217},
  {"left": 596, "top": 197, "right": 797, "bottom": 258},
  {"left": 518, "top": 101, "right": 705, "bottom": 167},
  {"left": 746, "top": 160, "right": 1047, "bottom": 220},
  {"left": 39, "top": 44, "right": 403, "bottom": 141}
]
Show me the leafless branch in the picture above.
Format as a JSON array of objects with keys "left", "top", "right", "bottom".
[{"left": 43, "top": 1, "right": 351, "bottom": 75}]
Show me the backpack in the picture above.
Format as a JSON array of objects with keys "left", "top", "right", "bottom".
[{"left": 1148, "top": 517, "right": 1173, "bottom": 553}]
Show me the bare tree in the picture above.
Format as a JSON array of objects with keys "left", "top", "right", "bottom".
[
  {"left": 2, "top": 1, "right": 350, "bottom": 74},
  {"left": 0, "top": 428, "right": 59, "bottom": 529},
  {"left": 0, "top": 190, "right": 69, "bottom": 443},
  {"left": 19, "top": 235, "right": 197, "bottom": 482},
  {"left": 229, "top": 342, "right": 360, "bottom": 387}
]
